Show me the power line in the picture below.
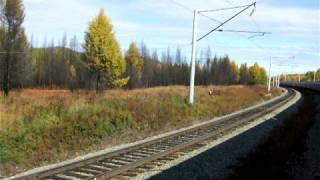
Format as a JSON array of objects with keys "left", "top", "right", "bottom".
[
  {"left": 203, "top": 16, "right": 268, "bottom": 40},
  {"left": 229, "top": 0, "right": 261, "bottom": 32},
  {"left": 250, "top": 16, "right": 262, "bottom": 33},
  {"left": 199, "top": 18, "right": 272, "bottom": 57},
  {"left": 198, "top": 13, "right": 268, "bottom": 40},
  {"left": 166, "top": 0, "right": 262, "bottom": 41},
  {"left": 224, "top": 0, "right": 233, "bottom": 5},
  {"left": 197, "top": 2, "right": 256, "bottom": 42},
  {"left": 167, "top": 0, "right": 222, "bottom": 23},
  {"left": 217, "top": 29, "right": 271, "bottom": 35},
  {"left": 219, "top": 23, "right": 271, "bottom": 55},
  {"left": 197, "top": 0, "right": 266, "bottom": 41},
  {"left": 199, "top": 4, "right": 254, "bottom": 13},
  {"left": 198, "top": 12, "right": 222, "bottom": 24},
  {"left": 167, "top": 0, "right": 193, "bottom": 12},
  {"left": 248, "top": 34, "right": 264, "bottom": 39}
]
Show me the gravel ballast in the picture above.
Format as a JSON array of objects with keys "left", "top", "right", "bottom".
[{"left": 289, "top": 91, "right": 320, "bottom": 180}]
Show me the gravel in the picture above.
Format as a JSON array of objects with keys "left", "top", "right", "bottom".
[{"left": 289, "top": 92, "right": 320, "bottom": 180}]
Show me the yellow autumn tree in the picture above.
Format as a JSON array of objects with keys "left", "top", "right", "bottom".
[
  {"left": 249, "top": 63, "right": 267, "bottom": 84},
  {"left": 84, "top": 9, "right": 128, "bottom": 91}
]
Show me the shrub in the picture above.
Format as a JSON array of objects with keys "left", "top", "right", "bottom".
[{"left": 0, "top": 140, "right": 9, "bottom": 163}]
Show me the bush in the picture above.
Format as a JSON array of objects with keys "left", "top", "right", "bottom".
[{"left": 0, "top": 140, "right": 9, "bottom": 163}]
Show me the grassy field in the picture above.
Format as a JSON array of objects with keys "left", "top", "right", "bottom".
[{"left": 0, "top": 85, "right": 281, "bottom": 176}]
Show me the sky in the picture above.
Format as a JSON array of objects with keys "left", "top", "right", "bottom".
[{"left": 23, "top": 0, "right": 320, "bottom": 75}]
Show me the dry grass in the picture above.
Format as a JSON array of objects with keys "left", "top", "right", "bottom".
[{"left": 0, "top": 85, "right": 281, "bottom": 176}]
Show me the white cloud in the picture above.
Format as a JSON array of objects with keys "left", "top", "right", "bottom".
[{"left": 23, "top": 0, "right": 46, "bottom": 3}]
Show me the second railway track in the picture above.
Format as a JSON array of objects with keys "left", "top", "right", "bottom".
[{"left": 8, "top": 89, "right": 297, "bottom": 180}]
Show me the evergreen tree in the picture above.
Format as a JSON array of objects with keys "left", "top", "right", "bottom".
[
  {"left": 203, "top": 47, "right": 211, "bottom": 85},
  {"left": 0, "top": 21, "right": 5, "bottom": 89},
  {"left": 151, "top": 50, "right": 161, "bottom": 86},
  {"left": 84, "top": 9, "right": 127, "bottom": 91},
  {"left": 210, "top": 55, "right": 219, "bottom": 84},
  {"left": 220, "top": 56, "right": 233, "bottom": 85},
  {"left": 174, "top": 48, "right": 185, "bottom": 85},
  {"left": 125, "top": 42, "right": 143, "bottom": 89},
  {"left": 141, "top": 44, "right": 154, "bottom": 87},
  {"left": 68, "top": 35, "right": 79, "bottom": 90},
  {"left": 58, "top": 34, "right": 69, "bottom": 87},
  {"left": 1, "top": 0, "right": 27, "bottom": 95},
  {"left": 239, "top": 63, "right": 250, "bottom": 84},
  {"left": 230, "top": 60, "right": 240, "bottom": 84}
]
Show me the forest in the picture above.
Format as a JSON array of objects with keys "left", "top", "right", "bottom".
[{"left": 1, "top": 0, "right": 268, "bottom": 96}]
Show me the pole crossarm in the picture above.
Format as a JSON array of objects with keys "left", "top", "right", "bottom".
[{"left": 197, "top": 2, "right": 256, "bottom": 42}]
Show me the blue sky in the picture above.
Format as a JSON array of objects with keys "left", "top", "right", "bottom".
[{"left": 23, "top": 0, "right": 320, "bottom": 75}]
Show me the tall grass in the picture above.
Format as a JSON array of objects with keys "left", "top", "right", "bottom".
[{"left": 0, "top": 86, "right": 280, "bottom": 175}]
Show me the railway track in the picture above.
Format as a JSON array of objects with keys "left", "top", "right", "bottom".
[{"left": 9, "top": 89, "right": 297, "bottom": 180}]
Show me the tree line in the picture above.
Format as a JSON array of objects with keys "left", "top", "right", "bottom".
[
  {"left": 284, "top": 69, "right": 320, "bottom": 82},
  {"left": 1, "top": 0, "right": 269, "bottom": 96}
]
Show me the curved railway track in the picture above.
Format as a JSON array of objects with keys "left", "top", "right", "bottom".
[{"left": 8, "top": 89, "right": 297, "bottom": 180}]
